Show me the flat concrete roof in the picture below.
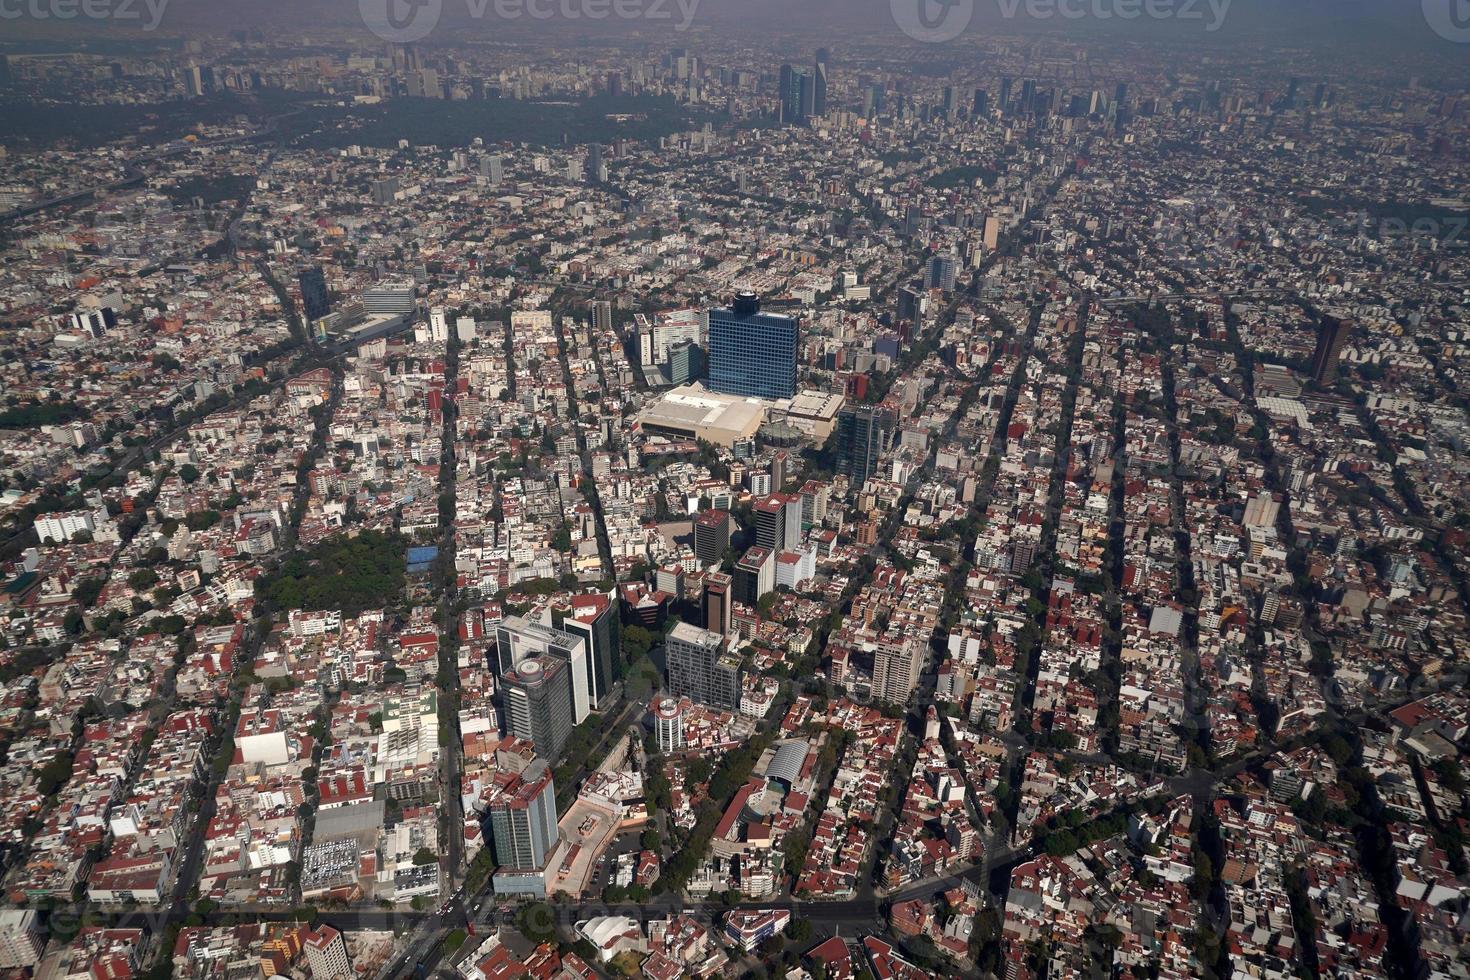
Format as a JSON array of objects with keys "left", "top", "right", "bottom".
[{"left": 637, "top": 384, "right": 765, "bottom": 448}]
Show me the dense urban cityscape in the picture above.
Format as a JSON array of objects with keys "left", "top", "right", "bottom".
[{"left": 0, "top": 2, "right": 1466, "bottom": 978}]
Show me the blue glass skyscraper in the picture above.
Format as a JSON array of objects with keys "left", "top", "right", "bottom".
[{"left": 707, "top": 292, "right": 799, "bottom": 401}]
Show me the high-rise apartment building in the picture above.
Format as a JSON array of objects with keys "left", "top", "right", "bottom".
[
  {"left": 707, "top": 293, "right": 798, "bottom": 401},
  {"left": 694, "top": 509, "right": 732, "bottom": 567},
  {"left": 654, "top": 698, "right": 685, "bottom": 753},
  {"left": 734, "top": 546, "right": 775, "bottom": 607},
  {"left": 370, "top": 177, "right": 400, "bottom": 205},
  {"left": 927, "top": 254, "right": 958, "bottom": 291},
  {"left": 752, "top": 494, "right": 802, "bottom": 555},
  {"left": 0, "top": 910, "right": 43, "bottom": 968},
  {"left": 591, "top": 300, "right": 612, "bottom": 333},
  {"left": 303, "top": 926, "right": 352, "bottom": 980},
  {"left": 485, "top": 758, "right": 559, "bottom": 871},
  {"left": 666, "top": 621, "right": 741, "bottom": 710},
  {"left": 482, "top": 154, "right": 504, "bottom": 185},
  {"left": 872, "top": 637, "right": 924, "bottom": 705}
]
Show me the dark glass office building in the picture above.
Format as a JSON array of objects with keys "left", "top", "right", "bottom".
[
  {"left": 297, "top": 266, "right": 331, "bottom": 322},
  {"left": 707, "top": 292, "right": 799, "bottom": 400},
  {"left": 836, "top": 404, "right": 897, "bottom": 485}
]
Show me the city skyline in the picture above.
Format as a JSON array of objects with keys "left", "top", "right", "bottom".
[{"left": 0, "top": 6, "right": 1465, "bottom": 980}]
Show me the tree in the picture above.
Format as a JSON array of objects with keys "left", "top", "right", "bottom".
[
  {"left": 412, "top": 848, "right": 437, "bottom": 866},
  {"left": 516, "top": 902, "right": 557, "bottom": 943},
  {"left": 622, "top": 625, "right": 654, "bottom": 662},
  {"left": 179, "top": 464, "right": 200, "bottom": 484},
  {"left": 128, "top": 568, "right": 159, "bottom": 590}
]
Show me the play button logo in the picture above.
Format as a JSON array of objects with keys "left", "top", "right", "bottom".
[{"left": 1423, "top": 0, "right": 1470, "bottom": 42}]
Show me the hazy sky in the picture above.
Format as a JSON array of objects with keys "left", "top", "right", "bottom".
[{"left": 1, "top": 0, "right": 1466, "bottom": 58}]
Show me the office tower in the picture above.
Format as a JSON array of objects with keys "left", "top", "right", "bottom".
[
  {"left": 800, "top": 70, "right": 816, "bottom": 120},
  {"left": 836, "top": 405, "right": 897, "bottom": 485},
  {"left": 495, "top": 616, "right": 592, "bottom": 725},
  {"left": 703, "top": 571, "right": 733, "bottom": 635},
  {"left": 1309, "top": 314, "right": 1352, "bottom": 384},
  {"left": 70, "top": 307, "right": 117, "bottom": 339},
  {"left": 927, "top": 254, "right": 958, "bottom": 291},
  {"left": 0, "top": 56, "right": 10, "bottom": 85},
  {"left": 485, "top": 758, "right": 559, "bottom": 870},
  {"left": 694, "top": 509, "right": 732, "bottom": 567},
  {"left": 499, "top": 656, "right": 574, "bottom": 760},
  {"left": 298, "top": 266, "right": 331, "bottom": 322},
  {"left": 362, "top": 280, "right": 415, "bottom": 315},
  {"left": 666, "top": 621, "right": 741, "bottom": 710},
  {"left": 654, "top": 698, "right": 685, "bottom": 752},
  {"left": 563, "top": 593, "right": 621, "bottom": 710},
  {"left": 973, "top": 88, "right": 989, "bottom": 117},
  {"left": 771, "top": 450, "right": 790, "bottom": 489},
  {"left": 1114, "top": 82, "right": 1128, "bottom": 108},
  {"left": 1284, "top": 76, "right": 1300, "bottom": 109},
  {"left": 897, "top": 285, "right": 924, "bottom": 324},
  {"left": 666, "top": 339, "right": 702, "bottom": 384},
  {"left": 303, "top": 926, "right": 352, "bottom": 980},
  {"left": 1020, "top": 79, "right": 1036, "bottom": 113},
  {"left": 642, "top": 308, "right": 705, "bottom": 366},
  {"left": 587, "top": 142, "right": 604, "bottom": 184},
  {"left": 813, "top": 57, "right": 828, "bottom": 117},
  {"left": 780, "top": 64, "right": 797, "bottom": 122},
  {"left": 482, "top": 154, "right": 504, "bottom": 185},
  {"left": 753, "top": 494, "right": 800, "bottom": 553},
  {"left": 370, "top": 177, "right": 400, "bottom": 205},
  {"left": 942, "top": 86, "right": 956, "bottom": 117},
  {"left": 780, "top": 64, "right": 813, "bottom": 124},
  {"left": 608, "top": 71, "right": 623, "bottom": 97},
  {"left": 872, "top": 637, "right": 923, "bottom": 705},
  {"left": 706, "top": 292, "right": 799, "bottom": 400},
  {"left": 429, "top": 307, "right": 450, "bottom": 343},
  {"left": 999, "top": 76, "right": 1013, "bottom": 114},
  {"left": 0, "top": 910, "right": 43, "bottom": 968},
  {"left": 591, "top": 299, "right": 613, "bottom": 333},
  {"left": 905, "top": 204, "right": 923, "bottom": 235},
  {"left": 734, "top": 547, "right": 775, "bottom": 606}
]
